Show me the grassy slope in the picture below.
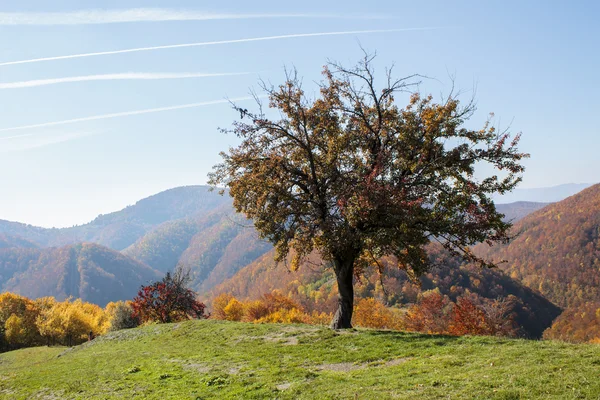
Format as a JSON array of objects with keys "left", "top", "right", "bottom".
[{"left": 1, "top": 320, "right": 599, "bottom": 400}]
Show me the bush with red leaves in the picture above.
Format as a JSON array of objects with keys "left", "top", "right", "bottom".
[{"left": 132, "top": 266, "right": 208, "bottom": 323}]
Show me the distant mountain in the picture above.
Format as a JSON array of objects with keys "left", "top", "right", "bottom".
[
  {"left": 0, "top": 243, "right": 161, "bottom": 306},
  {"left": 212, "top": 244, "right": 561, "bottom": 339},
  {"left": 0, "top": 186, "right": 231, "bottom": 250},
  {"left": 493, "top": 183, "right": 592, "bottom": 204},
  {"left": 475, "top": 183, "right": 600, "bottom": 342},
  {"left": 0, "top": 234, "right": 38, "bottom": 249},
  {"left": 123, "top": 211, "right": 272, "bottom": 294},
  {"left": 496, "top": 201, "right": 550, "bottom": 222},
  {"left": 477, "top": 183, "right": 600, "bottom": 309},
  {"left": 0, "top": 186, "right": 271, "bottom": 303}
]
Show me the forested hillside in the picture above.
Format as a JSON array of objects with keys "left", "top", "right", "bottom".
[
  {"left": 475, "top": 183, "right": 600, "bottom": 341},
  {"left": 0, "top": 234, "right": 38, "bottom": 249},
  {"left": 476, "top": 183, "right": 600, "bottom": 308},
  {"left": 0, "top": 243, "right": 161, "bottom": 306},
  {"left": 211, "top": 243, "right": 561, "bottom": 338},
  {"left": 124, "top": 211, "right": 271, "bottom": 293}
]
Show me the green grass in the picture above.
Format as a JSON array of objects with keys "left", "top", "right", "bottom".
[{"left": 1, "top": 320, "right": 599, "bottom": 399}]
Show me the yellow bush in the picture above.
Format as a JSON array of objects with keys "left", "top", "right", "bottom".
[
  {"left": 36, "top": 298, "right": 108, "bottom": 346},
  {"left": 244, "top": 300, "right": 270, "bottom": 322},
  {"left": 352, "top": 298, "right": 404, "bottom": 330},
  {"left": 0, "top": 292, "right": 43, "bottom": 347},
  {"left": 212, "top": 293, "right": 235, "bottom": 320},
  {"left": 255, "top": 308, "right": 309, "bottom": 324},
  {"left": 223, "top": 298, "right": 245, "bottom": 321}
]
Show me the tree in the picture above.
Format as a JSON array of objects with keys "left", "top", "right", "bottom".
[
  {"left": 0, "top": 292, "right": 43, "bottom": 350},
  {"left": 105, "top": 301, "right": 139, "bottom": 331},
  {"left": 36, "top": 298, "right": 107, "bottom": 346},
  {"left": 131, "top": 265, "right": 208, "bottom": 323},
  {"left": 404, "top": 290, "right": 452, "bottom": 334},
  {"left": 209, "top": 53, "right": 528, "bottom": 329}
]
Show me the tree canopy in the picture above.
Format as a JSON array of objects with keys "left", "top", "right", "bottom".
[{"left": 209, "top": 53, "right": 528, "bottom": 328}]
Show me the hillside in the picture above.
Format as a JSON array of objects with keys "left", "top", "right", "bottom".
[
  {"left": 0, "top": 234, "right": 38, "bottom": 249},
  {"left": 1, "top": 320, "right": 598, "bottom": 399},
  {"left": 211, "top": 244, "right": 561, "bottom": 338},
  {"left": 0, "top": 186, "right": 570, "bottom": 252},
  {"left": 475, "top": 183, "right": 600, "bottom": 309},
  {"left": 0, "top": 188, "right": 552, "bottom": 306},
  {"left": 0, "top": 186, "right": 578, "bottom": 311},
  {"left": 123, "top": 211, "right": 271, "bottom": 293},
  {"left": 0, "top": 186, "right": 231, "bottom": 250},
  {"left": 0, "top": 243, "right": 161, "bottom": 306},
  {"left": 496, "top": 201, "right": 549, "bottom": 222}
]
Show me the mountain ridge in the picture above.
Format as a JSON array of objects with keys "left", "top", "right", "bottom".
[{"left": 0, "top": 242, "right": 162, "bottom": 306}]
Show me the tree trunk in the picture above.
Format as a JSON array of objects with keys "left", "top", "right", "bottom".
[{"left": 330, "top": 256, "right": 355, "bottom": 329}]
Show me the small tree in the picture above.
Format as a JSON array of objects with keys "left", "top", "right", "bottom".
[
  {"left": 132, "top": 266, "right": 208, "bottom": 323},
  {"left": 209, "top": 53, "right": 528, "bottom": 329},
  {"left": 404, "top": 290, "right": 452, "bottom": 334},
  {"left": 105, "top": 301, "right": 139, "bottom": 331}
]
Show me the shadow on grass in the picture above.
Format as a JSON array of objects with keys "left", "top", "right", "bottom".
[{"left": 361, "top": 329, "right": 460, "bottom": 341}]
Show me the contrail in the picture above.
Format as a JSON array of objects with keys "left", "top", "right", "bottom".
[
  {"left": 0, "top": 28, "right": 441, "bottom": 67},
  {"left": 0, "top": 97, "right": 253, "bottom": 133},
  {"left": 0, "top": 72, "right": 252, "bottom": 89},
  {"left": 0, "top": 133, "right": 35, "bottom": 140},
  {"left": 0, "top": 9, "right": 388, "bottom": 25},
  {"left": 0, "top": 131, "right": 100, "bottom": 153}
]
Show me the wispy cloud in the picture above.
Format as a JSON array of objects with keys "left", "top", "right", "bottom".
[
  {"left": 0, "top": 130, "right": 99, "bottom": 152},
  {"left": 0, "top": 72, "right": 251, "bottom": 89},
  {"left": 0, "top": 9, "right": 388, "bottom": 25},
  {"left": 0, "top": 97, "right": 253, "bottom": 134},
  {"left": 0, "top": 28, "right": 441, "bottom": 67}
]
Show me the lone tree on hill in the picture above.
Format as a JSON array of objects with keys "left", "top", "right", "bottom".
[{"left": 209, "top": 53, "right": 528, "bottom": 329}]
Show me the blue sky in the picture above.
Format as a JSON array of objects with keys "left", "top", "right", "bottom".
[{"left": 0, "top": 1, "right": 598, "bottom": 227}]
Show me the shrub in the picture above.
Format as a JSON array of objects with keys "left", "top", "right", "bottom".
[
  {"left": 36, "top": 298, "right": 107, "bottom": 346},
  {"left": 222, "top": 298, "right": 245, "bottom": 322},
  {"left": 211, "top": 293, "right": 235, "bottom": 320},
  {"left": 353, "top": 298, "right": 404, "bottom": 330},
  {"left": 131, "top": 266, "right": 208, "bottom": 324},
  {"left": 403, "top": 290, "right": 452, "bottom": 334},
  {"left": 105, "top": 301, "right": 139, "bottom": 331}
]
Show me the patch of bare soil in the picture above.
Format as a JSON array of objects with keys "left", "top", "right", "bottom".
[
  {"left": 383, "top": 357, "right": 411, "bottom": 367},
  {"left": 32, "top": 388, "right": 65, "bottom": 399},
  {"left": 316, "top": 362, "right": 366, "bottom": 372},
  {"left": 168, "top": 359, "right": 211, "bottom": 374},
  {"left": 276, "top": 382, "right": 292, "bottom": 390}
]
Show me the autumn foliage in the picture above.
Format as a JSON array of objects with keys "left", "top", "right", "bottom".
[
  {"left": 543, "top": 302, "right": 600, "bottom": 343},
  {"left": 352, "top": 298, "right": 404, "bottom": 330},
  {"left": 404, "top": 290, "right": 519, "bottom": 337},
  {"left": 131, "top": 268, "right": 208, "bottom": 324},
  {"left": 212, "top": 291, "right": 310, "bottom": 323},
  {"left": 210, "top": 289, "right": 524, "bottom": 339},
  {"left": 0, "top": 293, "right": 113, "bottom": 351}
]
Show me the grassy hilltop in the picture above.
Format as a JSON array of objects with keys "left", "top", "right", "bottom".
[{"left": 1, "top": 320, "right": 599, "bottom": 399}]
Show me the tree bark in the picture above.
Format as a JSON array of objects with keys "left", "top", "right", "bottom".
[{"left": 330, "top": 256, "right": 355, "bottom": 329}]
